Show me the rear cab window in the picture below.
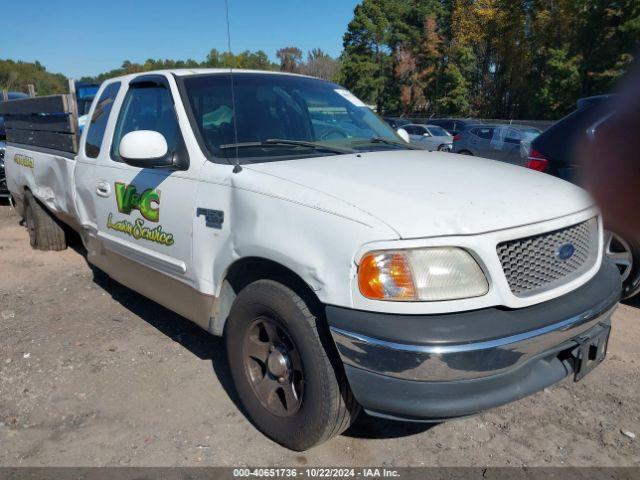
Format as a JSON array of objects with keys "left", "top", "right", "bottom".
[{"left": 84, "top": 82, "right": 121, "bottom": 158}]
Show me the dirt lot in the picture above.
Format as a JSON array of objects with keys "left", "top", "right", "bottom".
[{"left": 0, "top": 203, "right": 638, "bottom": 467}]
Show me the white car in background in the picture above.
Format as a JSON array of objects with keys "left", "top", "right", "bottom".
[{"left": 403, "top": 123, "right": 454, "bottom": 151}]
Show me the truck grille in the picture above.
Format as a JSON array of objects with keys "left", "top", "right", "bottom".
[{"left": 497, "top": 218, "right": 599, "bottom": 297}]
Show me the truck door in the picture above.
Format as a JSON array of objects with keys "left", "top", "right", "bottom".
[
  {"left": 74, "top": 81, "right": 122, "bottom": 235},
  {"left": 88, "top": 75, "right": 198, "bottom": 291}
]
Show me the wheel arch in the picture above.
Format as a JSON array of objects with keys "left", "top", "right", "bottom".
[{"left": 210, "top": 256, "right": 326, "bottom": 337}]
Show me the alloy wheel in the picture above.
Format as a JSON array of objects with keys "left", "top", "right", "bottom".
[
  {"left": 604, "top": 231, "right": 633, "bottom": 283},
  {"left": 242, "top": 316, "right": 304, "bottom": 417}
]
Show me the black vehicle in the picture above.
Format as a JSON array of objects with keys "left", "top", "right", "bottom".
[
  {"left": 383, "top": 117, "right": 411, "bottom": 129},
  {"left": 0, "top": 92, "right": 29, "bottom": 198},
  {"left": 530, "top": 95, "right": 640, "bottom": 299},
  {"left": 426, "top": 118, "right": 482, "bottom": 136}
]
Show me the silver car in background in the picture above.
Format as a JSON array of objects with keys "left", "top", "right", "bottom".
[
  {"left": 403, "top": 124, "right": 453, "bottom": 151},
  {"left": 452, "top": 124, "right": 541, "bottom": 166},
  {"left": 0, "top": 139, "right": 7, "bottom": 198}
]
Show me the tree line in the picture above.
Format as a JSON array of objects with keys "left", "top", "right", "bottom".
[
  {"left": 0, "top": 59, "right": 68, "bottom": 96},
  {"left": 76, "top": 47, "right": 339, "bottom": 83},
  {"left": 338, "top": 0, "right": 639, "bottom": 119},
  {"left": 0, "top": 47, "right": 339, "bottom": 95},
  {"left": 2, "top": 0, "right": 637, "bottom": 120}
]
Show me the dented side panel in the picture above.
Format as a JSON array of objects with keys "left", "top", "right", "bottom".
[{"left": 5, "top": 145, "right": 79, "bottom": 226}]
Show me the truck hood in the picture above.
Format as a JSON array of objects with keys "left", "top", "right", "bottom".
[{"left": 246, "top": 150, "right": 594, "bottom": 238}]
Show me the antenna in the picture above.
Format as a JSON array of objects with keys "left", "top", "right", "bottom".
[{"left": 224, "top": 0, "right": 242, "bottom": 173}]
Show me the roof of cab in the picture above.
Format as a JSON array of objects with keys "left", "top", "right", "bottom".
[{"left": 107, "top": 68, "right": 319, "bottom": 82}]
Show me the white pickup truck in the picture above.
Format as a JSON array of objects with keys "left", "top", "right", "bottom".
[{"left": 4, "top": 69, "right": 621, "bottom": 450}]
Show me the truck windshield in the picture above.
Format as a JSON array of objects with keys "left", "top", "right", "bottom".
[{"left": 179, "top": 73, "right": 407, "bottom": 164}]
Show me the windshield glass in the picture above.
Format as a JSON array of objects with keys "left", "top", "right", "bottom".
[
  {"left": 426, "top": 126, "right": 450, "bottom": 137},
  {"left": 179, "top": 73, "right": 405, "bottom": 164}
]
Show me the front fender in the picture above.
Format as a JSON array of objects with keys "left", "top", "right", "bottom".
[{"left": 212, "top": 192, "right": 398, "bottom": 308}]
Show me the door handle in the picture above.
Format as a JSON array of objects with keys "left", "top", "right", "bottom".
[{"left": 96, "top": 181, "right": 111, "bottom": 197}]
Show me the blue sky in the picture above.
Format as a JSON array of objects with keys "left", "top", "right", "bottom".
[{"left": 1, "top": 0, "right": 360, "bottom": 79}]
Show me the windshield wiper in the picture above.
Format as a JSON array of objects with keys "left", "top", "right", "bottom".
[
  {"left": 365, "top": 137, "right": 421, "bottom": 149},
  {"left": 348, "top": 136, "right": 421, "bottom": 150},
  {"left": 219, "top": 139, "right": 356, "bottom": 155}
]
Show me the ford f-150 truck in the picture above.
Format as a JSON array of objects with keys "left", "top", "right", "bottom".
[{"left": 3, "top": 69, "right": 621, "bottom": 451}]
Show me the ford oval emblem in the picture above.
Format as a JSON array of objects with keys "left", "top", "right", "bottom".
[{"left": 556, "top": 243, "right": 576, "bottom": 261}]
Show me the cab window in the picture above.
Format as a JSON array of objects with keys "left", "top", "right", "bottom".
[{"left": 111, "top": 82, "right": 180, "bottom": 162}]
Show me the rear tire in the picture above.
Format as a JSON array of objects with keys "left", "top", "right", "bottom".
[
  {"left": 225, "top": 279, "right": 360, "bottom": 450},
  {"left": 458, "top": 150, "right": 473, "bottom": 155},
  {"left": 23, "top": 191, "right": 67, "bottom": 251}
]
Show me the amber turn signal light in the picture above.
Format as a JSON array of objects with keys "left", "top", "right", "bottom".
[{"left": 358, "top": 251, "right": 417, "bottom": 301}]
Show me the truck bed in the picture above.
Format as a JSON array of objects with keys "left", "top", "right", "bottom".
[
  {"left": 1, "top": 94, "right": 81, "bottom": 227},
  {"left": 5, "top": 144, "right": 80, "bottom": 229}
]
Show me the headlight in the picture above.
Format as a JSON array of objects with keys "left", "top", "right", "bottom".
[{"left": 358, "top": 247, "right": 489, "bottom": 301}]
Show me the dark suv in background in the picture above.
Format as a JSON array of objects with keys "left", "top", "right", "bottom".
[
  {"left": 383, "top": 117, "right": 412, "bottom": 130},
  {"left": 425, "top": 118, "right": 482, "bottom": 136},
  {"left": 0, "top": 92, "right": 29, "bottom": 199},
  {"left": 529, "top": 95, "right": 640, "bottom": 300}
]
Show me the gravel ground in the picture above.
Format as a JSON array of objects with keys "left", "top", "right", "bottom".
[{"left": 0, "top": 203, "right": 638, "bottom": 467}]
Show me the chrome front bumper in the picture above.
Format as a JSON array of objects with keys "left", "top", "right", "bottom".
[
  {"left": 330, "top": 303, "right": 617, "bottom": 382},
  {"left": 326, "top": 260, "right": 621, "bottom": 421}
]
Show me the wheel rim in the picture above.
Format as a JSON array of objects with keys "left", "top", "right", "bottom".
[
  {"left": 604, "top": 231, "right": 633, "bottom": 283},
  {"left": 25, "top": 205, "right": 37, "bottom": 247},
  {"left": 242, "top": 316, "right": 304, "bottom": 417}
]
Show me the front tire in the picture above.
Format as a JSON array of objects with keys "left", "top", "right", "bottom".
[
  {"left": 225, "top": 280, "right": 360, "bottom": 450},
  {"left": 23, "top": 191, "right": 67, "bottom": 251}
]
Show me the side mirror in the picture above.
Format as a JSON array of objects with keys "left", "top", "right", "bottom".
[
  {"left": 119, "top": 130, "right": 188, "bottom": 169},
  {"left": 397, "top": 128, "right": 410, "bottom": 143},
  {"left": 423, "top": 132, "right": 431, "bottom": 137}
]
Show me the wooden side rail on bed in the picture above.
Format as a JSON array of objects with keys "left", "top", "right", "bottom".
[{"left": 0, "top": 94, "right": 79, "bottom": 153}]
